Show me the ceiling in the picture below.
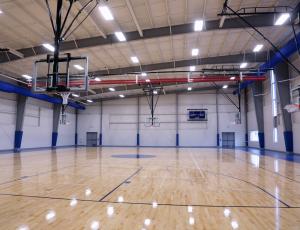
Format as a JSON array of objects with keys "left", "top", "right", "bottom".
[{"left": 0, "top": 0, "right": 299, "bottom": 102}]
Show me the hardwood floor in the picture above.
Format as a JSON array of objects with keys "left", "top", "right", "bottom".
[{"left": 0, "top": 147, "right": 299, "bottom": 229}]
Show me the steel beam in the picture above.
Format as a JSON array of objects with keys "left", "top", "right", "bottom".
[
  {"left": 274, "top": 62, "right": 293, "bottom": 152},
  {"left": 251, "top": 81, "right": 265, "bottom": 148},
  {"left": 14, "top": 95, "right": 27, "bottom": 153},
  {"left": 92, "top": 52, "right": 268, "bottom": 76},
  {"left": 0, "top": 14, "right": 278, "bottom": 63}
]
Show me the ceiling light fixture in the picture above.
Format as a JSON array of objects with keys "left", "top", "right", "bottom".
[
  {"left": 153, "top": 90, "right": 158, "bottom": 95},
  {"left": 141, "top": 72, "right": 147, "bottom": 77},
  {"left": 274, "top": 13, "right": 290, "bottom": 26},
  {"left": 222, "top": 85, "right": 229, "bottom": 89},
  {"left": 194, "top": 20, "right": 204, "bottom": 31},
  {"left": 253, "top": 44, "right": 263, "bottom": 52},
  {"left": 114, "top": 31, "right": 126, "bottom": 42},
  {"left": 74, "top": 64, "right": 84, "bottom": 70},
  {"left": 22, "top": 74, "right": 32, "bottom": 80},
  {"left": 99, "top": 6, "right": 114, "bottom": 21},
  {"left": 191, "top": 48, "right": 199, "bottom": 56},
  {"left": 230, "top": 76, "right": 236, "bottom": 80},
  {"left": 119, "top": 94, "right": 125, "bottom": 98},
  {"left": 131, "top": 56, "right": 139, "bottom": 63},
  {"left": 42, "top": 43, "right": 55, "bottom": 52},
  {"left": 240, "top": 62, "right": 248, "bottom": 69},
  {"left": 72, "top": 93, "right": 79, "bottom": 97},
  {"left": 145, "top": 79, "right": 150, "bottom": 83},
  {"left": 87, "top": 99, "right": 93, "bottom": 103},
  {"left": 109, "top": 87, "right": 115, "bottom": 92},
  {"left": 188, "top": 87, "right": 192, "bottom": 91},
  {"left": 95, "top": 77, "right": 101, "bottom": 82},
  {"left": 190, "top": 66, "right": 196, "bottom": 72}
]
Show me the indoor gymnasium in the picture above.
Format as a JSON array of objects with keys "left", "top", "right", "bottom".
[{"left": 0, "top": 0, "right": 300, "bottom": 229}]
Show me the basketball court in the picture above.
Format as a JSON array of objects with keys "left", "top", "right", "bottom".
[{"left": 0, "top": 0, "right": 300, "bottom": 229}]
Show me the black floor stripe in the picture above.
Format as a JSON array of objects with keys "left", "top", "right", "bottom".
[
  {"left": 98, "top": 167, "right": 143, "bottom": 202},
  {"left": 0, "top": 193, "right": 299, "bottom": 209}
]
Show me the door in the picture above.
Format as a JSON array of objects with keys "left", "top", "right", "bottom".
[
  {"left": 222, "top": 132, "right": 235, "bottom": 148},
  {"left": 86, "top": 132, "right": 98, "bottom": 147}
]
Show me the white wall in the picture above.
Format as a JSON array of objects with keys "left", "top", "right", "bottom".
[
  {"left": 78, "top": 90, "right": 246, "bottom": 147},
  {"left": 0, "top": 92, "right": 16, "bottom": 150},
  {"left": 247, "top": 54, "right": 300, "bottom": 154},
  {"left": 0, "top": 92, "right": 76, "bottom": 150}
]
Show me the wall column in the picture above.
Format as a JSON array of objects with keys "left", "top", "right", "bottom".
[
  {"left": 244, "top": 89, "right": 249, "bottom": 147},
  {"left": 216, "top": 90, "right": 220, "bottom": 146},
  {"left": 14, "top": 95, "right": 27, "bottom": 153},
  {"left": 137, "top": 97, "right": 140, "bottom": 146},
  {"left": 75, "top": 109, "right": 78, "bottom": 146},
  {"left": 176, "top": 93, "right": 179, "bottom": 147},
  {"left": 99, "top": 101, "right": 103, "bottom": 146},
  {"left": 251, "top": 81, "right": 265, "bottom": 148},
  {"left": 274, "top": 62, "right": 293, "bottom": 152},
  {"left": 52, "top": 104, "right": 61, "bottom": 148}
]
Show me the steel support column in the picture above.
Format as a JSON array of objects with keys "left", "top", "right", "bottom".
[
  {"left": 274, "top": 62, "right": 293, "bottom": 152},
  {"left": 52, "top": 104, "right": 61, "bottom": 148},
  {"left": 244, "top": 89, "right": 249, "bottom": 147},
  {"left": 137, "top": 97, "right": 140, "bottom": 146},
  {"left": 216, "top": 90, "right": 220, "bottom": 146},
  {"left": 99, "top": 100, "right": 103, "bottom": 146},
  {"left": 176, "top": 94, "right": 179, "bottom": 147},
  {"left": 14, "top": 95, "right": 27, "bottom": 152},
  {"left": 251, "top": 81, "right": 265, "bottom": 148},
  {"left": 75, "top": 109, "right": 78, "bottom": 146}
]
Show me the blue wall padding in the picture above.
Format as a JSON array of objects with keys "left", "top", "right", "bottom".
[
  {"left": 75, "top": 133, "right": 78, "bottom": 145},
  {"left": 233, "top": 32, "right": 300, "bottom": 94},
  {"left": 0, "top": 80, "right": 85, "bottom": 110},
  {"left": 245, "top": 133, "right": 249, "bottom": 147},
  {"left": 52, "top": 132, "right": 58, "bottom": 147},
  {"left": 99, "top": 133, "right": 102, "bottom": 146},
  {"left": 284, "top": 131, "right": 293, "bottom": 152},
  {"left": 137, "top": 133, "right": 140, "bottom": 146},
  {"left": 217, "top": 133, "right": 220, "bottom": 146},
  {"left": 258, "top": 132, "right": 265, "bottom": 149},
  {"left": 14, "top": 130, "right": 23, "bottom": 152},
  {"left": 176, "top": 133, "right": 179, "bottom": 146}
]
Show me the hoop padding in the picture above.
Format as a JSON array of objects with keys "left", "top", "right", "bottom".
[{"left": 144, "top": 117, "right": 160, "bottom": 127}]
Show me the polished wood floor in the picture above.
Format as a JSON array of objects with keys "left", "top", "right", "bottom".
[{"left": 0, "top": 147, "right": 300, "bottom": 229}]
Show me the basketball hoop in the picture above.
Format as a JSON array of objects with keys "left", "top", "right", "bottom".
[
  {"left": 59, "top": 92, "right": 70, "bottom": 125},
  {"left": 284, "top": 104, "right": 300, "bottom": 113}
]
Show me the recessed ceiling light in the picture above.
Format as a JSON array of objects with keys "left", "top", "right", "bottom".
[
  {"left": 119, "top": 94, "right": 125, "bottom": 98},
  {"left": 194, "top": 20, "right": 204, "bottom": 31},
  {"left": 223, "top": 85, "right": 228, "bottom": 89},
  {"left": 87, "top": 99, "right": 93, "bottom": 103},
  {"left": 141, "top": 72, "right": 147, "bottom": 77},
  {"left": 153, "top": 90, "right": 158, "bottom": 95},
  {"left": 145, "top": 79, "right": 150, "bottom": 83},
  {"left": 74, "top": 64, "right": 84, "bottom": 70},
  {"left": 114, "top": 31, "right": 126, "bottom": 42},
  {"left": 240, "top": 62, "right": 248, "bottom": 68},
  {"left": 22, "top": 74, "right": 32, "bottom": 80},
  {"left": 72, "top": 93, "right": 79, "bottom": 97},
  {"left": 253, "top": 44, "right": 263, "bottom": 52},
  {"left": 131, "top": 56, "right": 139, "bottom": 63},
  {"left": 275, "top": 13, "right": 290, "bottom": 26},
  {"left": 230, "top": 76, "right": 236, "bottom": 80},
  {"left": 42, "top": 43, "right": 55, "bottom": 52},
  {"left": 95, "top": 77, "right": 101, "bottom": 82},
  {"left": 99, "top": 6, "right": 114, "bottom": 21},
  {"left": 190, "top": 66, "right": 196, "bottom": 71},
  {"left": 187, "top": 87, "right": 192, "bottom": 91},
  {"left": 191, "top": 48, "right": 199, "bottom": 56},
  {"left": 109, "top": 87, "right": 115, "bottom": 92}
]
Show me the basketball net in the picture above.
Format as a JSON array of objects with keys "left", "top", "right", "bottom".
[
  {"left": 60, "top": 92, "right": 70, "bottom": 125},
  {"left": 284, "top": 104, "right": 300, "bottom": 113}
]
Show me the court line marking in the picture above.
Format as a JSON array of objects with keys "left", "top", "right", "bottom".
[
  {"left": 189, "top": 151, "right": 291, "bottom": 208},
  {"left": 98, "top": 167, "right": 143, "bottom": 202},
  {"left": 0, "top": 193, "right": 299, "bottom": 209}
]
